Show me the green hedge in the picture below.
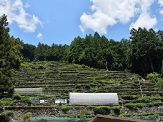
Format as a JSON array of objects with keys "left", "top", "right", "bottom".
[
  {"left": 121, "top": 95, "right": 139, "bottom": 100},
  {"left": 61, "top": 106, "right": 73, "bottom": 113},
  {"left": 93, "top": 106, "right": 111, "bottom": 115},
  {"left": 0, "top": 98, "right": 15, "bottom": 106}
]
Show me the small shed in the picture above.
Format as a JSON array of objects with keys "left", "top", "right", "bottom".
[
  {"left": 14, "top": 88, "right": 43, "bottom": 94},
  {"left": 91, "top": 115, "right": 155, "bottom": 122},
  {"left": 69, "top": 92, "right": 118, "bottom": 105}
]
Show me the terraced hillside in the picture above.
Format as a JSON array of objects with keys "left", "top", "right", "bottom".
[{"left": 2, "top": 61, "right": 163, "bottom": 120}]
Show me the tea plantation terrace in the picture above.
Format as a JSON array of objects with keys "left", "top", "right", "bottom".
[{"left": 7, "top": 61, "right": 163, "bottom": 119}]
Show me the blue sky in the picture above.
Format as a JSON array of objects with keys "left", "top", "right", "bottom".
[{"left": 0, "top": 0, "right": 163, "bottom": 46}]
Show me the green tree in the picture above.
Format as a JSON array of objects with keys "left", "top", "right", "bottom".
[
  {"left": 107, "top": 39, "right": 124, "bottom": 70},
  {"left": 0, "top": 14, "right": 21, "bottom": 97},
  {"left": 36, "top": 43, "right": 50, "bottom": 61},
  {"left": 68, "top": 32, "right": 111, "bottom": 69},
  {"left": 130, "top": 28, "right": 163, "bottom": 76},
  {"left": 21, "top": 42, "right": 36, "bottom": 61},
  {"left": 49, "top": 43, "right": 61, "bottom": 61},
  {"left": 67, "top": 36, "right": 84, "bottom": 63}
]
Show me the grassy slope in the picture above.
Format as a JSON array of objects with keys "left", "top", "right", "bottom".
[{"left": 2, "top": 61, "right": 163, "bottom": 119}]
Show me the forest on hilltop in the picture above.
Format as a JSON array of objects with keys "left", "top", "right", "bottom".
[
  {"left": 1, "top": 14, "right": 163, "bottom": 97},
  {"left": 21, "top": 28, "right": 163, "bottom": 77}
]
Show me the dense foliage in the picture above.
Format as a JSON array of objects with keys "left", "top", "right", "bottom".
[
  {"left": 130, "top": 28, "right": 163, "bottom": 76},
  {"left": 1, "top": 15, "right": 163, "bottom": 91},
  {"left": 0, "top": 14, "right": 22, "bottom": 97},
  {"left": 19, "top": 29, "right": 163, "bottom": 77},
  {"left": 21, "top": 42, "right": 69, "bottom": 62}
]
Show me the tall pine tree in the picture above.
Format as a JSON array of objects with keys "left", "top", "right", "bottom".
[{"left": 0, "top": 14, "right": 21, "bottom": 97}]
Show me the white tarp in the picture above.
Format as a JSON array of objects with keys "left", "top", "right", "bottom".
[{"left": 69, "top": 92, "right": 119, "bottom": 105}]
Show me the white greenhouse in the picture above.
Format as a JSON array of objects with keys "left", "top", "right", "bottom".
[
  {"left": 14, "top": 88, "right": 43, "bottom": 94},
  {"left": 69, "top": 92, "right": 119, "bottom": 105}
]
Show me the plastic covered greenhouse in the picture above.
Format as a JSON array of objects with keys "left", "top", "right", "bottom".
[
  {"left": 69, "top": 93, "right": 119, "bottom": 105},
  {"left": 14, "top": 88, "right": 42, "bottom": 94}
]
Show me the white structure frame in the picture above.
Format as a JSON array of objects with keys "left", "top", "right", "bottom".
[{"left": 69, "top": 92, "right": 119, "bottom": 105}]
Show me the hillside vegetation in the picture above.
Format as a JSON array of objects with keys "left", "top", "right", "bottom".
[
  {"left": 1, "top": 14, "right": 163, "bottom": 122},
  {"left": 1, "top": 61, "right": 163, "bottom": 121}
]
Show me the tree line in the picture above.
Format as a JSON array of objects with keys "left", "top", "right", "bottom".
[
  {"left": 21, "top": 29, "right": 163, "bottom": 77},
  {"left": 1, "top": 14, "right": 163, "bottom": 97}
]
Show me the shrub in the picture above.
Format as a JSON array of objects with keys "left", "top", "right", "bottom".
[
  {"left": 73, "top": 63, "right": 80, "bottom": 68},
  {"left": 125, "top": 103, "right": 147, "bottom": 109},
  {"left": 0, "top": 115, "right": 10, "bottom": 122},
  {"left": 0, "top": 98, "right": 14, "bottom": 106},
  {"left": 61, "top": 106, "right": 73, "bottom": 113},
  {"left": 156, "top": 78, "right": 163, "bottom": 90},
  {"left": 59, "top": 114, "right": 69, "bottom": 117},
  {"left": 137, "top": 97, "right": 149, "bottom": 103},
  {"left": 38, "top": 65, "right": 45, "bottom": 69},
  {"left": 21, "top": 96, "right": 32, "bottom": 104},
  {"left": 13, "top": 94, "right": 21, "bottom": 100},
  {"left": 69, "top": 114, "right": 76, "bottom": 118},
  {"left": 93, "top": 106, "right": 111, "bottom": 115},
  {"left": 21, "top": 62, "right": 34, "bottom": 67},
  {"left": 75, "top": 84, "right": 82, "bottom": 89},
  {"left": 147, "top": 72, "right": 159, "bottom": 82},
  {"left": 136, "top": 103, "right": 147, "bottom": 108},
  {"left": 85, "top": 84, "right": 90, "bottom": 89},
  {"left": 2, "top": 110, "right": 14, "bottom": 118},
  {"left": 81, "top": 111, "right": 91, "bottom": 115},
  {"left": 78, "top": 111, "right": 92, "bottom": 118},
  {"left": 125, "top": 103, "right": 137, "bottom": 110},
  {"left": 121, "top": 95, "right": 139, "bottom": 100},
  {"left": 80, "top": 64, "right": 90, "bottom": 68},
  {"left": 153, "top": 102, "right": 163, "bottom": 106},
  {"left": 0, "top": 111, "right": 13, "bottom": 122},
  {"left": 113, "top": 106, "right": 121, "bottom": 115},
  {"left": 23, "top": 112, "right": 32, "bottom": 121}
]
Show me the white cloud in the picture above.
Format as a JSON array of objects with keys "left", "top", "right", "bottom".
[
  {"left": 130, "top": 0, "right": 157, "bottom": 30},
  {"left": 79, "top": 0, "right": 157, "bottom": 34},
  {"left": 24, "top": 2, "right": 30, "bottom": 8},
  {"left": 0, "top": 0, "right": 42, "bottom": 32},
  {"left": 37, "top": 33, "right": 42, "bottom": 39},
  {"left": 158, "top": 0, "right": 163, "bottom": 16},
  {"left": 80, "top": 10, "right": 116, "bottom": 34},
  {"left": 160, "top": 9, "right": 163, "bottom": 15},
  {"left": 158, "top": 0, "right": 163, "bottom": 6},
  {"left": 130, "top": 12, "right": 157, "bottom": 30}
]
